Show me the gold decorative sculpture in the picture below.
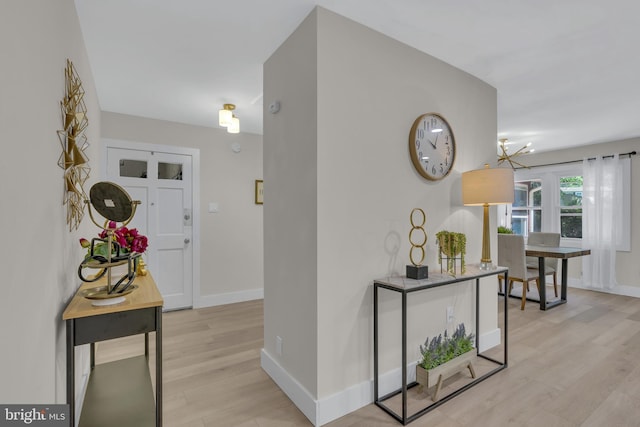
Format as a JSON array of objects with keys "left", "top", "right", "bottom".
[
  {"left": 57, "top": 59, "right": 90, "bottom": 231},
  {"left": 407, "top": 208, "right": 429, "bottom": 279}
]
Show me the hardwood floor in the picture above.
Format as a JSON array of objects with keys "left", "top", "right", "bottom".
[{"left": 96, "top": 287, "right": 640, "bottom": 426}]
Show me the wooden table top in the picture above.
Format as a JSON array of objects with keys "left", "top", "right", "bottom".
[
  {"left": 525, "top": 245, "right": 591, "bottom": 259},
  {"left": 63, "top": 272, "right": 163, "bottom": 320}
]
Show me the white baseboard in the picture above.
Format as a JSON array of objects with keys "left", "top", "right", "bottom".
[
  {"left": 478, "top": 328, "right": 501, "bottom": 353},
  {"left": 260, "top": 349, "right": 318, "bottom": 425},
  {"left": 194, "top": 288, "right": 263, "bottom": 308},
  {"left": 568, "top": 278, "right": 640, "bottom": 298},
  {"left": 261, "top": 329, "right": 501, "bottom": 426}
]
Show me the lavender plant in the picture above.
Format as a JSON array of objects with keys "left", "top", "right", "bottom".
[{"left": 418, "top": 323, "right": 475, "bottom": 370}]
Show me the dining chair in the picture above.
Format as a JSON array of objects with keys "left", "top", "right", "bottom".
[
  {"left": 498, "top": 234, "right": 541, "bottom": 310},
  {"left": 526, "top": 232, "right": 561, "bottom": 297}
]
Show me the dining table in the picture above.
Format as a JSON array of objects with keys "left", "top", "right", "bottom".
[{"left": 524, "top": 245, "right": 591, "bottom": 310}]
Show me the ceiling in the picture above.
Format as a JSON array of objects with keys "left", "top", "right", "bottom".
[{"left": 75, "top": 0, "right": 640, "bottom": 153}]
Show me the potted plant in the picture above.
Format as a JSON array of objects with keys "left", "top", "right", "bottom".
[
  {"left": 416, "top": 323, "right": 476, "bottom": 401},
  {"left": 497, "top": 226, "right": 514, "bottom": 234},
  {"left": 435, "top": 231, "right": 466, "bottom": 274}
]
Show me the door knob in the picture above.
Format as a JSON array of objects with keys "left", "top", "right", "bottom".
[{"left": 184, "top": 238, "right": 190, "bottom": 244}]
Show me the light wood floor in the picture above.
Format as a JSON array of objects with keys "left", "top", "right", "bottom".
[{"left": 96, "top": 287, "right": 640, "bottom": 426}]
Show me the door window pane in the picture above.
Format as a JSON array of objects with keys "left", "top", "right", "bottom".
[
  {"left": 158, "top": 162, "right": 183, "bottom": 180},
  {"left": 119, "top": 159, "right": 147, "bottom": 178}
]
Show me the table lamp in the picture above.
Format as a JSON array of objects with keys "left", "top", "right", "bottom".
[{"left": 462, "top": 164, "right": 514, "bottom": 269}]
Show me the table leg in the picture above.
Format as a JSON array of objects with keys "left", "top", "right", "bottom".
[
  {"left": 538, "top": 257, "right": 547, "bottom": 310},
  {"left": 66, "top": 320, "right": 75, "bottom": 427},
  {"left": 561, "top": 259, "right": 569, "bottom": 301},
  {"left": 156, "top": 306, "right": 163, "bottom": 427},
  {"left": 401, "top": 291, "right": 407, "bottom": 424},
  {"left": 373, "top": 285, "right": 379, "bottom": 402}
]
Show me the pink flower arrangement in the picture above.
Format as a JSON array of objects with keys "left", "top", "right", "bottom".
[
  {"left": 98, "top": 221, "right": 149, "bottom": 253},
  {"left": 80, "top": 221, "right": 148, "bottom": 258}
]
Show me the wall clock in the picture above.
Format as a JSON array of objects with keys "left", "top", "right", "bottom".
[{"left": 408, "top": 113, "right": 456, "bottom": 181}]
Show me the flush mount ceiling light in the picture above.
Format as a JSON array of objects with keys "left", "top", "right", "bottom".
[
  {"left": 218, "top": 103, "right": 240, "bottom": 133},
  {"left": 498, "top": 138, "right": 534, "bottom": 169},
  {"left": 227, "top": 114, "right": 240, "bottom": 134}
]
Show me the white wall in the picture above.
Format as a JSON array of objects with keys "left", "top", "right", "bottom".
[
  {"left": 101, "top": 112, "right": 264, "bottom": 304},
  {"left": 263, "top": 7, "right": 499, "bottom": 424},
  {"left": 521, "top": 138, "right": 640, "bottom": 290},
  {"left": 0, "top": 0, "right": 101, "bottom": 403}
]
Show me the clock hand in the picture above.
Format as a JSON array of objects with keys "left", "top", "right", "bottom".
[
  {"left": 433, "top": 132, "right": 439, "bottom": 147},
  {"left": 428, "top": 138, "right": 436, "bottom": 149}
]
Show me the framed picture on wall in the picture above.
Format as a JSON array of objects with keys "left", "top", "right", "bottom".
[{"left": 255, "top": 180, "right": 263, "bottom": 205}]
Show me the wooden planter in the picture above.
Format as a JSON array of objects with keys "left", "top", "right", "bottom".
[{"left": 416, "top": 351, "right": 477, "bottom": 401}]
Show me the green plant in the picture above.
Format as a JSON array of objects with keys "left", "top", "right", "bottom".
[
  {"left": 418, "top": 324, "right": 475, "bottom": 370},
  {"left": 497, "top": 226, "right": 514, "bottom": 234},
  {"left": 435, "top": 231, "right": 466, "bottom": 274}
]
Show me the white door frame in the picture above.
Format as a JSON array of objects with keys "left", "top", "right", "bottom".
[{"left": 101, "top": 138, "right": 201, "bottom": 308}]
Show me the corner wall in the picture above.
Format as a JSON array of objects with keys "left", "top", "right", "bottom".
[
  {"left": 263, "top": 7, "right": 499, "bottom": 425},
  {"left": 0, "top": 0, "right": 101, "bottom": 403}
]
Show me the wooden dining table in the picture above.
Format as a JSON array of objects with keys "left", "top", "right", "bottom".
[{"left": 525, "top": 245, "right": 591, "bottom": 310}]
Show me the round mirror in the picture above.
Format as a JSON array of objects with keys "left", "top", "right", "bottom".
[{"left": 89, "top": 181, "right": 135, "bottom": 223}]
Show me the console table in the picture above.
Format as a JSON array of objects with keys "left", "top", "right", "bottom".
[
  {"left": 63, "top": 273, "right": 163, "bottom": 427},
  {"left": 374, "top": 265, "right": 508, "bottom": 425}
]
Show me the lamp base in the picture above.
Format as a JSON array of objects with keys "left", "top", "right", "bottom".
[
  {"left": 406, "top": 265, "right": 428, "bottom": 280},
  {"left": 479, "top": 261, "right": 495, "bottom": 270}
]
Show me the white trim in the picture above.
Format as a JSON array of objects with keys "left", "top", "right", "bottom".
[
  {"left": 101, "top": 138, "right": 201, "bottom": 307},
  {"left": 261, "top": 349, "right": 318, "bottom": 425},
  {"left": 478, "top": 328, "right": 501, "bottom": 353},
  {"left": 195, "top": 288, "right": 264, "bottom": 308},
  {"left": 569, "top": 278, "right": 640, "bottom": 298}
]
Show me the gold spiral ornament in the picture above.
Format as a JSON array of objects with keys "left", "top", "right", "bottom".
[{"left": 409, "top": 208, "right": 427, "bottom": 266}]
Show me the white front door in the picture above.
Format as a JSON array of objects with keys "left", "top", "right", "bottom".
[{"left": 105, "top": 145, "right": 194, "bottom": 310}]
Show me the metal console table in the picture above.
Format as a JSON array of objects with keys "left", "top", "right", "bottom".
[
  {"left": 63, "top": 273, "right": 163, "bottom": 427},
  {"left": 374, "top": 265, "right": 508, "bottom": 425}
]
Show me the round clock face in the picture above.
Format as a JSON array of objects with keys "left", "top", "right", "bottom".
[{"left": 409, "top": 113, "right": 456, "bottom": 181}]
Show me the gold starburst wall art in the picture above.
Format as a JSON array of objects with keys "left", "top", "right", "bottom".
[{"left": 57, "top": 59, "right": 90, "bottom": 231}]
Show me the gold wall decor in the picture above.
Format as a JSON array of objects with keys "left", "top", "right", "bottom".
[
  {"left": 406, "top": 208, "right": 429, "bottom": 280},
  {"left": 57, "top": 59, "right": 90, "bottom": 231}
]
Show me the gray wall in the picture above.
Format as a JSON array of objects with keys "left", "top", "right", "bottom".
[{"left": 0, "top": 0, "right": 101, "bottom": 403}]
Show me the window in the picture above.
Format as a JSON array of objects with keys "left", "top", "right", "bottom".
[
  {"left": 512, "top": 180, "right": 541, "bottom": 236},
  {"left": 559, "top": 176, "right": 582, "bottom": 238},
  {"left": 510, "top": 158, "right": 630, "bottom": 250}
]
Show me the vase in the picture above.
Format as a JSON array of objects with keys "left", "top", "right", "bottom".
[{"left": 415, "top": 351, "right": 476, "bottom": 401}]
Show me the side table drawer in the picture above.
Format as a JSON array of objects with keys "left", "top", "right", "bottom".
[{"left": 74, "top": 308, "right": 157, "bottom": 345}]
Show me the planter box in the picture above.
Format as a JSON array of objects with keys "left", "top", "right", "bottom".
[{"left": 416, "top": 351, "right": 477, "bottom": 401}]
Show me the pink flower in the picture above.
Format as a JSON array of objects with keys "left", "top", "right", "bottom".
[{"left": 79, "top": 238, "right": 90, "bottom": 248}]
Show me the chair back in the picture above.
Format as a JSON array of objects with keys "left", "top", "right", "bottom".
[
  {"left": 497, "top": 234, "right": 528, "bottom": 280},
  {"left": 527, "top": 232, "right": 560, "bottom": 269}
]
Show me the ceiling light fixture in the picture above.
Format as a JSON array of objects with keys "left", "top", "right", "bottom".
[
  {"left": 498, "top": 138, "right": 533, "bottom": 169},
  {"left": 227, "top": 115, "right": 240, "bottom": 134},
  {"left": 219, "top": 103, "right": 240, "bottom": 133}
]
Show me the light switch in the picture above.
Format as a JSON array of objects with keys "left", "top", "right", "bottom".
[{"left": 208, "top": 202, "right": 219, "bottom": 213}]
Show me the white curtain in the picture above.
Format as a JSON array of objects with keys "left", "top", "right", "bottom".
[{"left": 582, "top": 154, "right": 622, "bottom": 289}]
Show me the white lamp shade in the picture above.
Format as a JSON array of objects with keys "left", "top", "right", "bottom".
[
  {"left": 227, "top": 116, "right": 240, "bottom": 134},
  {"left": 462, "top": 166, "right": 514, "bottom": 206},
  {"left": 219, "top": 109, "right": 232, "bottom": 127}
]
